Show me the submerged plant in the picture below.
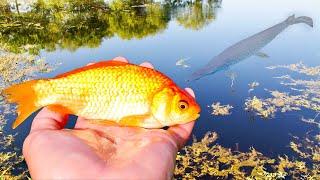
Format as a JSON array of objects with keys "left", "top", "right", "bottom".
[
  {"left": 174, "top": 131, "right": 320, "bottom": 179},
  {"left": 244, "top": 96, "right": 276, "bottom": 118},
  {"left": 290, "top": 133, "right": 320, "bottom": 163},
  {"left": 248, "top": 81, "right": 259, "bottom": 93},
  {"left": 301, "top": 115, "right": 320, "bottom": 128},
  {"left": 174, "top": 132, "right": 281, "bottom": 179},
  {"left": 226, "top": 71, "right": 237, "bottom": 89},
  {"left": 0, "top": 113, "right": 28, "bottom": 179},
  {"left": 246, "top": 62, "right": 320, "bottom": 120},
  {"left": 0, "top": 52, "right": 56, "bottom": 178},
  {"left": 267, "top": 61, "right": 320, "bottom": 76},
  {"left": 0, "top": 52, "right": 53, "bottom": 85},
  {"left": 209, "top": 102, "right": 233, "bottom": 116},
  {"left": 175, "top": 57, "right": 190, "bottom": 68}
]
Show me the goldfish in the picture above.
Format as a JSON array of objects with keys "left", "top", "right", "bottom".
[{"left": 3, "top": 60, "right": 200, "bottom": 129}]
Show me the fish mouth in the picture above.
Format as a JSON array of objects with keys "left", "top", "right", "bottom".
[
  {"left": 175, "top": 113, "right": 200, "bottom": 126},
  {"left": 191, "top": 113, "right": 200, "bottom": 121}
]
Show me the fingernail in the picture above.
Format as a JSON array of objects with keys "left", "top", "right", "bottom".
[
  {"left": 140, "top": 62, "right": 154, "bottom": 69},
  {"left": 86, "top": 63, "right": 95, "bottom": 66},
  {"left": 185, "top": 87, "right": 195, "bottom": 98},
  {"left": 113, "top": 56, "right": 129, "bottom": 63}
]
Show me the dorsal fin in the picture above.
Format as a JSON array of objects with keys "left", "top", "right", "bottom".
[{"left": 54, "top": 60, "right": 129, "bottom": 78}]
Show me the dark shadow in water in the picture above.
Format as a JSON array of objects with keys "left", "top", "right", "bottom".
[{"left": 188, "top": 15, "right": 313, "bottom": 82}]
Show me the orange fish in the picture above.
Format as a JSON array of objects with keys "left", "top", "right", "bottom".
[{"left": 3, "top": 60, "right": 200, "bottom": 129}]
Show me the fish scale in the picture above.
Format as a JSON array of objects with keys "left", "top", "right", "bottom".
[{"left": 35, "top": 63, "right": 171, "bottom": 121}]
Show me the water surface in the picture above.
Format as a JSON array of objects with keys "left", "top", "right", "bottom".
[{"left": 1, "top": 0, "right": 319, "bottom": 161}]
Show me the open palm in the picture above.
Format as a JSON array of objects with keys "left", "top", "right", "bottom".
[{"left": 23, "top": 58, "right": 196, "bottom": 179}]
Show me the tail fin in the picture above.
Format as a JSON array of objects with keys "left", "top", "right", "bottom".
[
  {"left": 295, "top": 16, "right": 313, "bottom": 27},
  {"left": 286, "top": 14, "right": 313, "bottom": 27},
  {"left": 2, "top": 80, "right": 39, "bottom": 129}
]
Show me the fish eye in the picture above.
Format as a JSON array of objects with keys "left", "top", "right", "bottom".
[{"left": 178, "top": 100, "right": 189, "bottom": 110}]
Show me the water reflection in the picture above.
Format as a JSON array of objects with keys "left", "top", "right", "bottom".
[
  {"left": 175, "top": 0, "right": 220, "bottom": 30},
  {"left": 0, "top": 0, "right": 221, "bottom": 54}
]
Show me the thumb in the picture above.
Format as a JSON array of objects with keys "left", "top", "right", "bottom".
[{"left": 30, "top": 107, "right": 69, "bottom": 133}]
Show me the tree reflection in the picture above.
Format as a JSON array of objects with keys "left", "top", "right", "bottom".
[
  {"left": 0, "top": 1, "right": 10, "bottom": 13},
  {"left": 175, "top": 0, "right": 219, "bottom": 30},
  {"left": 0, "top": 0, "right": 221, "bottom": 54},
  {"left": 109, "top": 0, "right": 170, "bottom": 39}
]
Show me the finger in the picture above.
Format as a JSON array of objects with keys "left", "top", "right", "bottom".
[
  {"left": 86, "top": 56, "right": 129, "bottom": 66},
  {"left": 74, "top": 116, "right": 87, "bottom": 128},
  {"left": 185, "top": 87, "right": 195, "bottom": 98},
  {"left": 30, "top": 107, "right": 69, "bottom": 133},
  {"left": 113, "top": 56, "right": 129, "bottom": 63},
  {"left": 140, "top": 62, "right": 154, "bottom": 69},
  {"left": 86, "top": 62, "right": 95, "bottom": 66},
  {"left": 167, "top": 121, "right": 195, "bottom": 149}
]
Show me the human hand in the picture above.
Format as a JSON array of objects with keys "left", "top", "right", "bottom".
[{"left": 23, "top": 57, "right": 197, "bottom": 179}]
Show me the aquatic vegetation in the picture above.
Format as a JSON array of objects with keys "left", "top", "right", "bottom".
[
  {"left": 226, "top": 71, "right": 237, "bottom": 89},
  {"left": 246, "top": 62, "right": 320, "bottom": 120},
  {"left": 301, "top": 116, "right": 320, "bottom": 128},
  {"left": 0, "top": 114, "right": 28, "bottom": 179},
  {"left": 0, "top": 52, "right": 53, "bottom": 85},
  {"left": 245, "top": 90, "right": 318, "bottom": 118},
  {"left": 287, "top": 133, "right": 320, "bottom": 178},
  {"left": 245, "top": 96, "right": 276, "bottom": 118},
  {"left": 0, "top": 52, "right": 56, "bottom": 178},
  {"left": 176, "top": 57, "right": 190, "bottom": 68},
  {"left": 174, "top": 132, "right": 280, "bottom": 179},
  {"left": 248, "top": 81, "right": 259, "bottom": 93},
  {"left": 290, "top": 133, "right": 320, "bottom": 162},
  {"left": 174, "top": 131, "right": 320, "bottom": 179},
  {"left": 242, "top": 63, "right": 320, "bottom": 176},
  {"left": 209, "top": 102, "right": 233, "bottom": 116},
  {"left": 301, "top": 106, "right": 320, "bottom": 128},
  {"left": 267, "top": 61, "right": 320, "bottom": 76}
]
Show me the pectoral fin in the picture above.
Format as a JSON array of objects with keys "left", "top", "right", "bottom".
[
  {"left": 118, "top": 114, "right": 150, "bottom": 126},
  {"left": 90, "top": 119, "right": 119, "bottom": 126},
  {"left": 255, "top": 52, "right": 270, "bottom": 58},
  {"left": 119, "top": 114, "right": 163, "bottom": 128}
]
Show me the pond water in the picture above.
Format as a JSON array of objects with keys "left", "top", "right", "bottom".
[{"left": 1, "top": 0, "right": 319, "bottom": 176}]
